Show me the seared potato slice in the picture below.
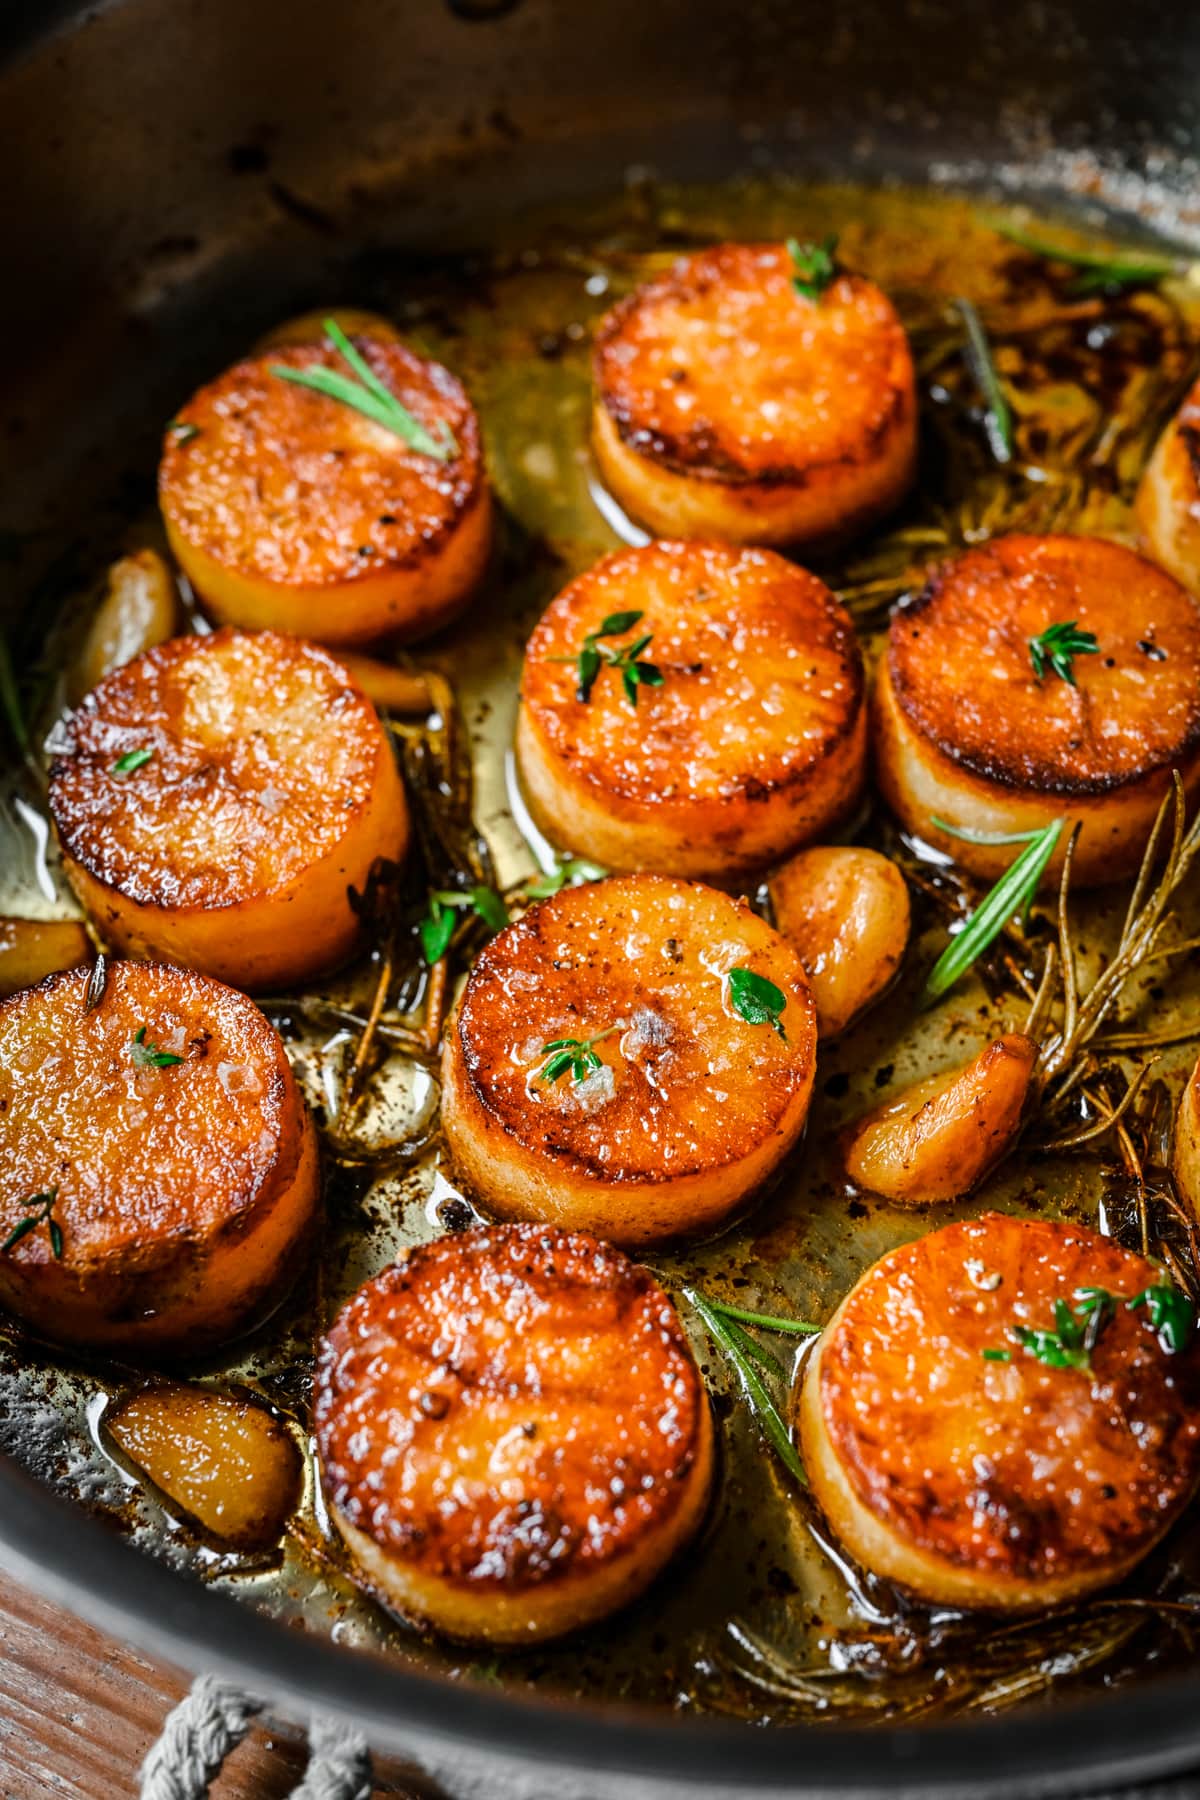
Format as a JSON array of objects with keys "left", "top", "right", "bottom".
[
  {"left": 441, "top": 873, "right": 816, "bottom": 1246},
  {"left": 517, "top": 542, "right": 866, "bottom": 881},
  {"left": 159, "top": 334, "right": 491, "bottom": 646},
  {"left": 1136, "top": 375, "right": 1200, "bottom": 596},
  {"left": 0, "top": 917, "right": 91, "bottom": 998},
  {"left": 70, "top": 549, "right": 179, "bottom": 704},
  {"left": 799, "top": 1214, "right": 1200, "bottom": 1609},
  {"left": 877, "top": 534, "right": 1200, "bottom": 886},
  {"left": 768, "top": 845, "right": 909, "bottom": 1037},
  {"left": 316, "top": 1225, "right": 713, "bottom": 1644},
  {"left": 842, "top": 1034, "right": 1036, "bottom": 1204},
  {"left": 49, "top": 628, "right": 409, "bottom": 992},
  {"left": 592, "top": 242, "right": 916, "bottom": 547},
  {"left": 0, "top": 960, "right": 319, "bottom": 1354},
  {"left": 107, "top": 1383, "right": 302, "bottom": 1549}
]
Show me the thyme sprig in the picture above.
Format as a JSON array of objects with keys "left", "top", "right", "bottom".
[
  {"left": 419, "top": 885, "right": 508, "bottom": 964},
  {"left": 554, "top": 610, "right": 663, "bottom": 708},
  {"left": 686, "top": 1287, "right": 807, "bottom": 1486},
  {"left": 2, "top": 1189, "right": 63, "bottom": 1259},
  {"left": 130, "top": 1026, "right": 183, "bottom": 1069},
  {"left": 1028, "top": 620, "right": 1100, "bottom": 687},
  {"left": 955, "top": 297, "right": 1014, "bottom": 465},
  {"left": 787, "top": 234, "right": 839, "bottom": 303},
  {"left": 921, "top": 819, "right": 1063, "bottom": 1005},
  {"left": 537, "top": 1025, "right": 619, "bottom": 1086},
  {"left": 998, "top": 223, "right": 1179, "bottom": 295},
  {"left": 270, "top": 318, "right": 457, "bottom": 461},
  {"left": 986, "top": 1282, "right": 1194, "bottom": 1368}
]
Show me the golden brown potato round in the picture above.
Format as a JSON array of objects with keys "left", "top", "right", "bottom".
[
  {"left": 799, "top": 1213, "right": 1200, "bottom": 1610},
  {"left": 159, "top": 334, "right": 492, "bottom": 646},
  {"left": 1136, "top": 375, "right": 1200, "bottom": 596},
  {"left": 106, "top": 1383, "right": 302, "bottom": 1549},
  {"left": 0, "top": 960, "right": 319, "bottom": 1354},
  {"left": 48, "top": 627, "right": 409, "bottom": 993},
  {"left": 592, "top": 242, "right": 917, "bottom": 547},
  {"left": 842, "top": 1034, "right": 1036, "bottom": 1204},
  {"left": 768, "top": 845, "right": 909, "bottom": 1037},
  {"left": 315, "top": 1224, "right": 713, "bottom": 1645},
  {"left": 877, "top": 534, "right": 1200, "bottom": 886},
  {"left": 441, "top": 873, "right": 816, "bottom": 1246},
  {"left": 517, "top": 542, "right": 867, "bottom": 881},
  {"left": 0, "top": 917, "right": 92, "bottom": 998}
]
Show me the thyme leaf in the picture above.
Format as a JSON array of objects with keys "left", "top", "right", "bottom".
[
  {"left": 686, "top": 1287, "right": 807, "bottom": 1486},
  {"left": 921, "top": 819, "right": 1063, "bottom": 1005},
  {"left": 130, "top": 1025, "right": 183, "bottom": 1069},
  {"left": 536, "top": 1024, "right": 619, "bottom": 1086},
  {"left": 112, "top": 746, "right": 155, "bottom": 776},
  {"left": 1008, "top": 1286, "right": 1116, "bottom": 1372},
  {"left": 419, "top": 885, "right": 509, "bottom": 963},
  {"left": 1028, "top": 620, "right": 1100, "bottom": 687},
  {"left": 2, "top": 1189, "right": 62, "bottom": 1259},
  {"left": 727, "top": 967, "right": 788, "bottom": 1041},
  {"left": 955, "top": 296, "right": 1014, "bottom": 465},
  {"left": 556, "top": 610, "right": 664, "bottom": 709},
  {"left": 524, "top": 856, "right": 607, "bottom": 899},
  {"left": 270, "top": 318, "right": 457, "bottom": 462},
  {"left": 1128, "top": 1283, "right": 1195, "bottom": 1354},
  {"left": 787, "top": 234, "right": 839, "bottom": 303}
]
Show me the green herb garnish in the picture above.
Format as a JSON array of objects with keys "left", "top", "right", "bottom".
[
  {"left": 537, "top": 1025, "right": 620, "bottom": 1086},
  {"left": 920, "top": 818, "right": 1063, "bottom": 1005},
  {"left": 982, "top": 1348, "right": 1012, "bottom": 1363},
  {"left": 1008, "top": 1286, "right": 1116, "bottom": 1372},
  {"left": 727, "top": 967, "right": 788, "bottom": 1042},
  {"left": 686, "top": 1287, "right": 807, "bottom": 1486},
  {"left": 525, "top": 857, "right": 607, "bottom": 899},
  {"left": 692, "top": 1293, "right": 821, "bottom": 1337},
  {"left": 1128, "top": 1283, "right": 1196, "bottom": 1354},
  {"left": 419, "top": 886, "right": 509, "bottom": 964},
  {"left": 0, "top": 633, "right": 28, "bottom": 755},
  {"left": 955, "top": 296, "right": 1014, "bottom": 465},
  {"left": 932, "top": 817, "right": 1050, "bottom": 847},
  {"left": 2, "top": 1189, "right": 63, "bottom": 1260},
  {"left": 1028, "top": 620, "right": 1100, "bottom": 687},
  {"left": 997, "top": 223, "right": 1178, "bottom": 295},
  {"left": 112, "top": 746, "right": 155, "bottom": 776},
  {"left": 130, "top": 1025, "right": 183, "bottom": 1069},
  {"left": 269, "top": 318, "right": 457, "bottom": 462},
  {"left": 787, "top": 234, "right": 839, "bottom": 303},
  {"left": 168, "top": 419, "right": 201, "bottom": 445},
  {"left": 555, "top": 610, "right": 664, "bottom": 709}
]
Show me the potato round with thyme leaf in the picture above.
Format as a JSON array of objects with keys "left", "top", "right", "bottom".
[
  {"left": 441, "top": 873, "right": 816, "bottom": 1245},
  {"left": 799, "top": 1213, "right": 1200, "bottom": 1610},
  {"left": 159, "top": 331, "right": 491, "bottom": 646},
  {"left": 315, "top": 1224, "right": 713, "bottom": 1644},
  {"left": 876, "top": 533, "right": 1200, "bottom": 886},
  {"left": 48, "top": 627, "right": 409, "bottom": 992},
  {"left": 516, "top": 541, "right": 867, "bottom": 882},
  {"left": 0, "top": 960, "right": 319, "bottom": 1354},
  {"left": 592, "top": 242, "right": 917, "bottom": 547}
]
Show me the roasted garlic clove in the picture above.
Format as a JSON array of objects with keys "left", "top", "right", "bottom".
[{"left": 769, "top": 845, "right": 910, "bottom": 1038}]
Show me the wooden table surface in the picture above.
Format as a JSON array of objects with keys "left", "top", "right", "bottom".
[{"left": 0, "top": 1576, "right": 420, "bottom": 1798}]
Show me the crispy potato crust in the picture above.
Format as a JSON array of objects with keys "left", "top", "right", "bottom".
[
  {"left": 316, "top": 1225, "right": 713, "bottom": 1643},
  {"left": 800, "top": 1214, "right": 1200, "bottom": 1609},
  {"left": 880, "top": 534, "right": 1200, "bottom": 883},
  {"left": 159, "top": 336, "right": 491, "bottom": 645},
  {"left": 1136, "top": 374, "right": 1200, "bottom": 595},
  {"left": 0, "top": 960, "right": 319, "bottom": 1353},
  {"left": 49, "top": 628, "right": 409, "bottom": 991},
  {"left": 768, "top": 845, "right": 910, "bottom": 1037},
  {"left": 592, "top": 243, "right": 916, "bottom": 546},
  {"left": 441, "top": 874, "right": 816, "bottom": 1245},
  {"left": 517, "top": 542, "right": 866, "bottom": 879}
]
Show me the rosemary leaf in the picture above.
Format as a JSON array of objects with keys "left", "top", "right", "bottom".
[
  {"left": 270, "top": 318, "right": 457, "bottom": 461},
  {"left": 998, "top": 223, "right": 1178, "bottom": 293},
  {"left": 686, "top": 1287, "right": 807, "bottom": 1486},
  {"left": 921, "top": 818, "right": 1063, "bottom": 1005},
  {"left": 955, "top": 297, "right": 1014, "bottom": 465},
  {"left": 695, "top": 1293, "right": 821, "bottom": 1336},
  {"left": 932, "top": 817, "right": 1048, "bottom": 847},
  {"left": 112, "top": 746, "right": 155, "bottom": 776}
]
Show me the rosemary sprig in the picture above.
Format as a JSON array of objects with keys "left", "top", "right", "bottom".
[
  {"left": 686, "top": 1287, "right": 807, "bottom": 1486},
  {"left": 694, "top": 1294, "right": 821, "bottom": 1337},
  {"left": 112, "top": 746, "right": 155, "bottom": 776},
  {"left": 933, "top": 818, "right": 1048, "bottom": 847},
  {"left": 727, "top": 967, "right": 788, "bottom": 1041},
  {"left": 2, "top": 1189, "right": 63, "bottom": 1259},
  {"left": 955, "top": 297, "right": 1014, "bottom": 465},
  {"left": 270, "top": 318, "right": 457, "bottom": 462},
  {"left": 130, "top": 1026, "right": 183, "bottom": 1069},
  {"left": 419, "top": 885, "right": 508, "bottom": 964},
  {"left": 524, "top": 856, "right": 606, "bottom": 899},
  {"left": 1028, "top": 620, "right": 1100, "bottom": 687},
  {"left": 554, "top": 610, "right": 663, "bottom": 709},
  {"left": 787, "top": 234, "right": 839, "bottom": 303},
  {"left": 921, "top": 819, "right": 1063, "bottom": 1005},
  {"left": 537, "top": 1025, "right": 619, "bottom": 1086},
  {"left": 998, "top": 223, "right": 1178, "bottom": 294}
]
